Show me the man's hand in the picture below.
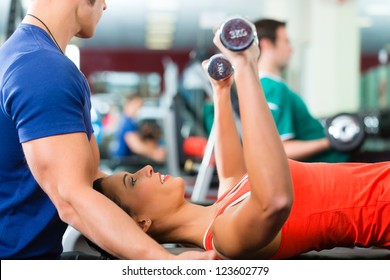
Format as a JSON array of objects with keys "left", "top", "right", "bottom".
[{"left": 171, "top": 250, "right": 216, "bottom": 260}]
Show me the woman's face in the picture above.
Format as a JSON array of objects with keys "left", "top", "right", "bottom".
[{"left": 98, "top": 165, "right": 186, "bottom": 220}]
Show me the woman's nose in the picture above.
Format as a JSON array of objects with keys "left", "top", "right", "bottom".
[{"left": 142, "top": 165, "right": 153, "bottom": 177}]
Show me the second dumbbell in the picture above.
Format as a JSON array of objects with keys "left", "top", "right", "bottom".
[{"left": 207, "top": 54, "right": 234, "bottom": 81}]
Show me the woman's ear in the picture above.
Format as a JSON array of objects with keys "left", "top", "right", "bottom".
[{"left": 136, "top": 216, "right": 152, "bottom": 233}]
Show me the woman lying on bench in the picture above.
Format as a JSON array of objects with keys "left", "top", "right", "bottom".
[{"left": 93, "top": 23, "right": 390, "bottom": 259}]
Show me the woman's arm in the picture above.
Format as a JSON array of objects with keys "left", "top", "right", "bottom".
[
  {"left": 204, "top": 63, "right": 246, "bottom": 197},
  {"left": 210, "top": 23, "right": 294, "bottom": 258}
]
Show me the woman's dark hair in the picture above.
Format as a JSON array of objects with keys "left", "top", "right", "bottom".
[{"left": 92, "top": 178, "right": 134, "bottom": 217}]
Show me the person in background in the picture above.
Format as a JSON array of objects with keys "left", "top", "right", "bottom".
[
  {"left": 254, "top": 18, "right": 349, "bottom": 163},
  {"left": 112, "top": 95, "right": 166, "bottom": 163}
]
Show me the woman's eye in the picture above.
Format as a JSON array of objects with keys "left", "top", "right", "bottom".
[{"left": 130, "top": 177, "right": 137, "bottom": 186}]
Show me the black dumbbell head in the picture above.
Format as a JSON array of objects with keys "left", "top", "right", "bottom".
[
  {"left": 220, "top": 17, "right": 256, "bottom": 51},
  {"left": 207, "top": 54, "right": 233, "bottom": 81}
]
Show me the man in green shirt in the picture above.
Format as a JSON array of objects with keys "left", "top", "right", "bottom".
[{"left": 254, "top": 19, "right": 349, "bottom": 163}]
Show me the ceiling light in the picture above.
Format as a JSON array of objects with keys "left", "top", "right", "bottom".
[
  {"left": 144, "top": 10, "right": 177, "bottom": 50},
  {"left": 145, "top": 32, "right": 174, "bottom": 40},
  {"left": 146, "top": 36, "right": 174, "bottom": 44},
  {"left": 146, "top": 25, "right": 176, "bottom": 35},
  {"left": 145, "top": 35, "right": 174, "bottom": 50},
  {"left": 145, "top": 41, "right": 173, "bottom": 50}
]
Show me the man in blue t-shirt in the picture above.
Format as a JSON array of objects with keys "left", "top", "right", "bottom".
[
  {"left": 254, "top": 19, "right": 349, "bottom": 163},
  {"left": 0, "top": 0, "right": 213, "bottom": 260},
  {"left": 111, "top": 95, "right": 166, "bottom": 162}
]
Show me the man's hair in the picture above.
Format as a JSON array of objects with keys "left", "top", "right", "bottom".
[
  {"left": 93, "top": 178, "right": 134, "bottom": 217},
  {"left": 125, "top": 94, "right": 142, "bottom": 103},
  {"left": 254, "top": 19, "right": 286, "bottom": 45}
]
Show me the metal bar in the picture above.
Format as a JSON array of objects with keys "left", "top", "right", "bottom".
[{"left": 191, "top": 124, "right": 215, "bottom": 202}]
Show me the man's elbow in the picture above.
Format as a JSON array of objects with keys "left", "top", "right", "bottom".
[
  {"left": 53, "top": 185, "right": 84, "bottom": 226},
  {"left": 55, "top": 198, "right": 78, "bottom": 225}
]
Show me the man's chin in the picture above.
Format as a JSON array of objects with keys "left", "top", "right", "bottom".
[{"left": 75, "top": 32, "right": 94, "bottom": 39}]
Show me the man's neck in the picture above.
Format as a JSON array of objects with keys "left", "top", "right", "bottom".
[
  {"left": 24, "top": 4, "right": 75, "bottom": 53},
  {"left": 257, "top": 61, "right": 282, "bottom": 77}
]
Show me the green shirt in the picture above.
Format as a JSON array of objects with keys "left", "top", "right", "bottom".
[{"left": 261, "top": 75, "right": 349, "bottom": 163}]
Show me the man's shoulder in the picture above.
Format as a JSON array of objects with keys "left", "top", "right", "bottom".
[
  {"left": 261, "top": 76, "right": 295, "bottom": 103},
  {"left": 1, "top": 24, "right": 74, "bottom": 72},
  {"left": 260, "top": 75, "right": 290, "bottom": 92}
]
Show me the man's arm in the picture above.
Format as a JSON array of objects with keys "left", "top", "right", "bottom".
[
  {"left": 90, "top": 134, "right": 107, "bottom": 179},
  {"left": 283, "top": 138, "right": 331, "bottom": 160},
  {"left": 269, "top": 87, "right": 331, "bottom": 161},
  {"left": 22, "top": 132, "right": 212, "bottom": 259},
  {"left": 124, "top": 132, "right": 165, "bottom": 162}
]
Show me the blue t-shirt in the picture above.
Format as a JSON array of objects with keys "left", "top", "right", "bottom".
[
  {"left": 0, "top": 24, "right": 93, "bottom": 259},
  {"left": 111, "top": 116, "right": 138, "bottom": 157}
]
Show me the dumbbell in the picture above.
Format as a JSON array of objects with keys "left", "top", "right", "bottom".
[
  {"left": 219, "top": 16, "right": 257, "bottom": 51},
  {"left": 207, "top": 54, "right": 233, "bottom": 81},
  {"left": 325, "top": 112, "right": 365, "bottom": 152}
]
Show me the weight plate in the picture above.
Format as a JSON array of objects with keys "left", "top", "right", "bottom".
[{"left": 325, "top": 113, "right": 365, "bottom": 152}]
